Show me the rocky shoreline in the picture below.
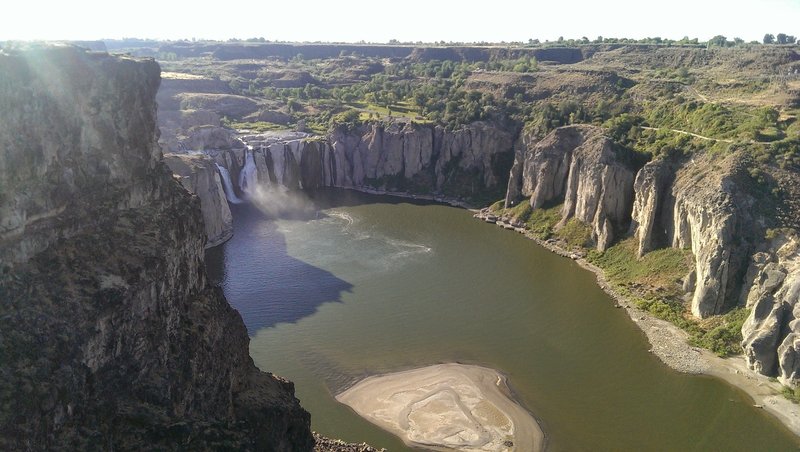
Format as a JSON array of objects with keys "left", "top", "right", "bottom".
[
  {"left": 313, "top": 433, "right": 385, "bottom": 452},
  {"left": 474, "top": 209, "right": 800, "bottom": 438}
]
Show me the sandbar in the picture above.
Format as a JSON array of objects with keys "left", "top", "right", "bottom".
[{"left": 336, "top": 363, "right": 543, "bottom": 451}]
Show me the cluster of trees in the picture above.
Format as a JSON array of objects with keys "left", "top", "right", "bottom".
[
  {"left": 707, "top": 35, "right": 748, "bottom": 47},
  {"left": 763, "top": 33, "right": 797, "bottom": 44},
  {"left": 546, "top": 36, "right": 701, "bottom": 46},
  {"left": 523, "top": 98, "right": 629, "bottom": 138}
]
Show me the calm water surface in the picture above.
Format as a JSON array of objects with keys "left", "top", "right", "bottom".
[{"left": 206, "top": 189, "right": 800, "bottom": 451}]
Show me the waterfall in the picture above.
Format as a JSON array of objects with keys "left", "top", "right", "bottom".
[
  {"left": 215, "top": 163, "right": 243, "bottom": 204},
  {"left": 239, "top": 149, "right": 259, "bottom": 196},
  {"left": 269, "top": 143, "right": 285, "bottom": 186}
]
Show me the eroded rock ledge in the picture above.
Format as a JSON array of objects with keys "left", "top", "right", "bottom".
[{"left": 0, "top": 46, "right": 313, "bottom": 450}]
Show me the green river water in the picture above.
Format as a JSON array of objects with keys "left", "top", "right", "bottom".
[{"left": 206, "top": 189, "right": 800, "bottom": 451}]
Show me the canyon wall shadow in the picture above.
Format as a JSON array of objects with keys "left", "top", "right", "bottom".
[{"left": 205, "top": 201, "right": 353, "bottom": 333}]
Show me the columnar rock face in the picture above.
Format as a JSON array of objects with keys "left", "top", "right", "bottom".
[
  {"left": 510, "top": 125, "right": 637, "bottom": 251},
  {"left": 742, "top": 235, "right": 800, "bottom": 384},
  {"left": 667, "top": 154, "right": 757, "bottom": 318},
  {"left": 519, "top": 127, "right": 585, "bottom": 209},
  {"left": 509, "top": 127, "right": 765, "bottom": 319},
  {"left": 164, "top": 153, "right": 233, "bottom": 247},
  {"left": 560, "top": 129, "right": 636, "bottom": 251},
  {"left": 625, "top": 152, "right": 759, "bottom": 318},
  {"left": 210, "top": 121, "right": 515, "bottom": 202},
  {"left": 629, "top": 158, "right": 676, "bottom": 257},
  {"left": 0, "top": 47, "right": 313, "bottom": 450}
]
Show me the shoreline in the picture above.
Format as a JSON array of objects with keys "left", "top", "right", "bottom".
[
  {"left": 336, "top": 363, "right": 544, "bottom": 451},
  {"left": 326, "top": 186, "right": 478, "bottom": 210},
  {"left": 475, "top": 211, "right": 800, "bottom": 438}
]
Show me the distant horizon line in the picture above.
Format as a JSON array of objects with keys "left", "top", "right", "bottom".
[{"left": 3, "top": 35, "right": 799, "bottom": 47}]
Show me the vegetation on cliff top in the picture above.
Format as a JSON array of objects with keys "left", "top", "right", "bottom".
[{"left": 157, "top": 41, "right": 799, "bottom": 170}]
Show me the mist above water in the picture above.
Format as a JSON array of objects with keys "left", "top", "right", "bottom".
[{"left": 248, "top": 185, "right": 317, "bottom": 220}]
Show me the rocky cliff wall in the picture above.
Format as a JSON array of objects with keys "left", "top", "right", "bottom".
[
  {"left": 209, "top": 121, "right": 515, "bottom": 204},
  {"left": 508, "top": 126, "right": 763, "bottom": 318},
  {"left": 630, "top": 153, "right": 759, "bottom": 317},
  {"left": 506, "top": 125, "right": 637, "bottom": 251},
  {"left": 665, "top": 153, "right": 758, "bottom": 317},
  {"left": 0, "top": 46, "right": 313, "bottom": 450},
  {"left": 742, "top": 234, "right": 800, "bottom": 385},
  {"left": 164, "top": 153, "right": 233, "bottom": 247},
  {"left": 629, "top": 158, "right": 677, "bottom": 257}
]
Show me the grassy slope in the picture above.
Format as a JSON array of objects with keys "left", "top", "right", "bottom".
[{"left": 492, "top": 198, "right": 748, "bottom": 357}]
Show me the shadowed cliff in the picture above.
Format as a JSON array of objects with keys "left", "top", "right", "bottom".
[{"left": 0, "top": 46, "right": 313, "bottom": 450}]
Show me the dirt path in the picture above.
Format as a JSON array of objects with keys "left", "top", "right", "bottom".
[
  {"left": 640, "top": 126, "right": 774, "bottom": 145},
  {"left": 640, "top": 126, "right": 735, "bottom": 143}
]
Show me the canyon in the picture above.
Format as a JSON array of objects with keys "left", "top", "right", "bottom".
[
  {"left": 151, "top": 40, "right": 800, "bottom": 389},
  {"left": 181, "top": 114, "right": 799, "bottom": 385},
  {"left": 2, "top": 39, "right": 800, "bottom": 450}
]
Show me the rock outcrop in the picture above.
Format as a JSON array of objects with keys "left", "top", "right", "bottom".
[
  {"left": 0, "top": 46, "right": 312, "bottom": 450},
  {"left": 616, "top": 151, "right": 760, "bottom": 318},
  {"left": 666, "top": 154, "right": 757, "bottom": 317},
  {"left": 508, "top": 125, "right": 637, "bottom": 251},
  {"left": 507, "top": 127, "right": 764, "bottom": 318},
  {"left": 164, "top": 153, "right": 233, "bottom": 247},
  {"left": 629, "top": 158, "right": 676, "bottom": 257},
  {"left": 742, "top": 234, "right": 800, "bottom": 385}
]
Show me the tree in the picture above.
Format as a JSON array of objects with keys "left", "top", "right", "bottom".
[
  {"left": 708, "top": 35, "right": 727, "bottom": 47},
  {"left": 763, "top": 33, "right": 775, "bottom": 44},
  {"left": 286, "top": 98, "right": 301, "bottom": 113},
  {"left": 777, "top": 34, "right": 798, "bottom": 44}
]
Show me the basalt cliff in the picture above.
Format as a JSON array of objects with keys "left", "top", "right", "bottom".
[
  {"left": 199, "top": 122, "right": 513, "bottom": 206},
  {"left": 0, "top": 47, "right": 313, "bottom": 450}
]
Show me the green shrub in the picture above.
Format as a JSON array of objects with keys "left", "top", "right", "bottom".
[
  {"left": 557, "top": 218, "right": 593, "bottom": 248},
  {"left": 688, "top": 308, "right": 749, "bottom": 357},
  {"left": 507, "top": 200, "right": 533, "bottom": 222},
  {"left": 782, "top": 386, "right": 800, "bottom": 403},
  {"left": 488, "top": 200, "right": 505, "bottom": 213},
  {"left": 329, "top": 109, "right": 362, "bottom": 131},
  {"left": 588, "top": 238, "right": 694, "bottom": 297},
  {"left": 525, "top": 204, "right": 563, "bottom": 238}
]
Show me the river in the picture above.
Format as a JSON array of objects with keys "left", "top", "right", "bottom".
[{"left": 206, "top": 189, "right": 800, "bottom": 451}]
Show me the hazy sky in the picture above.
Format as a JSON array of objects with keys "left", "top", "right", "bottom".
[{"left": 2, "top": 0, "right": 798, "bottom": 43}]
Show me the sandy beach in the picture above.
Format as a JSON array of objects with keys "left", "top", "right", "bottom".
[{"left": 336, "top": 363, "right": 544, "bottom": 451}]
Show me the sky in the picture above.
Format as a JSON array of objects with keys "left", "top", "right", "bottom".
[{"left": 2, "top": 0, "right": 798, "bottom": 44}]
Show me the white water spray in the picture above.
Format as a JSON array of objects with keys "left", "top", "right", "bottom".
[
  {"left": 215, "top": 163, "right": 243, "bottom": 204},
  {"left": 239, "top": 149, "right": 259, "bottom": 197}
]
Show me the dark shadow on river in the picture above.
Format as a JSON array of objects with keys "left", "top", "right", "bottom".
[
  {"left": 206, "top": 191, "right": 355, "bottom": 334},
  {"left": 205, "top": 189, "right": 439, "bottom": 334}
]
